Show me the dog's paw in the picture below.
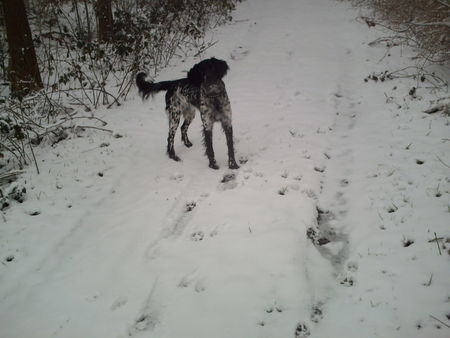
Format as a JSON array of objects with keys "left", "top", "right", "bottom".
[
  {"left": 182, "top": 139, "right": 193, "bottom": 148},
  {"left": 229, "top": 161, "right": 240, "bottom": 170},
  {"left": 209, "top": 163, "right": 220, "bottom": 170},
  {"left": 169, "top": 154, "right": 181, "bottom": 162}
]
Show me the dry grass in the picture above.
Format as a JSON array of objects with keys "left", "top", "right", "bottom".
[{"left": 349, "top": 0, "right": 450, "bottom": 63}]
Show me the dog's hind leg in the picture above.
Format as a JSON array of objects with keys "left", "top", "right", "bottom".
[
  {"left": 181, "top": 107, "right": 195, "bottom": 148},
  {"left": 180, "top": 120, "right": 193, "bottom": 147},
  {"left": 166, "top": 107, "right": 181, "bottom": 161}
]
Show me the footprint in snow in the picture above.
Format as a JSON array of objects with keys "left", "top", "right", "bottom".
[
  {"left": 402, "top": 237, "right": 414, "bottom": 247},
  {"left": 265, "top": 305, "right": 283, "bottom": 314},
  {"left": 191, "top": 231, "right": 205, "bottom": 241},
  {"left": 5, "top": 255, "right": 15, "bottom": 263},
  {"left": 130, "top": 314, "right": 158, "bottom": 334},
  {"left": 194, "top": 280, "right": 206, "bottom": 293},
  {"left": 238, "top": 156, "right": 248, "bottom": 165},
  {"left": 111, "top": 296, "right": 128, "bottom": 311},
  {"left": 278, "top": 187, "right": 288, "bottom": 196},
  {"left": 185, "top": 202, "right": 196, "bottom": 212},
  {"left": 219, "top": 173, "right": 238, "bottom": 191},
  {"left": 169, "top": 173, "right": 184, "bottom": 181},
  {"left": 230, "top": 47, "right": 249, "bottom": 61},
  {"left": 347, "top": 261, "right": 359, "bottom": 272},
  {"left": 310, "top": 303, "right": 324, "bottom": 323},
  {"left": 340, "top": 276, "right": 354, "bottom": 287},
  {"left": 314, "top": 165, "right": 326, "bottom": 173},
  {"left": 178, "top": 271, "right": 197, "bottom": 288},
  {"left": 294, "top": 323, "right": 311, "bottom": 338}
]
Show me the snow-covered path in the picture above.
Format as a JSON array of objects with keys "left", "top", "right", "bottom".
[{"left": 1, "top": 0, "right": 449, "bottom": 337}]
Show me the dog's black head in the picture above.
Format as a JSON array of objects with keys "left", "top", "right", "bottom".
[{"left": 187, "top": 57, "right": 229, "bottom": 86}]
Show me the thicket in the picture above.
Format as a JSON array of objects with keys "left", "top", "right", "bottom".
[
  {"left": 350, "top": 0, "right": 449, "bottom": 64},
  {"left": 347, "top": 0, "right": 449, "bottom": 116},
  {"left": 0, "top": 0, "right": 241, "bottom": 173}
]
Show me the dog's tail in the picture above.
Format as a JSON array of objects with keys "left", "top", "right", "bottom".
[{"left": 136, "top": 72, "right": 177, "bottom": 100}]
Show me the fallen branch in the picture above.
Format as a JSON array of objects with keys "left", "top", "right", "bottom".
[
  {"left": 429, "top": 315, "right": 450, "bottom": 328},
  {"left": 410, "top": 21, "right": 450, "bottom": 28},
  {"left": 433, "top": 232, "right": 442, "bottom": 255},
  {"left": 74, "top": 125, "right": 113, "bottom": 133},
  {"left": 0, "top": 171, "right": 24, "bottom": 186},
  {"left": 436, "top": 155, "right": 450, "bottom": 169}
]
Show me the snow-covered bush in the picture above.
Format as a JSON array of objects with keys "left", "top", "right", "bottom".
[{"left": 349, "top": 0, "right": 449, "bottom": 64}]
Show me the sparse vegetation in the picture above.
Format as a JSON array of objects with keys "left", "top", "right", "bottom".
[{"left": 349, "top": 0, "right": 450, "bottom": 64}]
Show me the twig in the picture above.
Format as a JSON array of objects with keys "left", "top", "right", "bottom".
[
  {"left": 428, "top": 237, "right": 444, "bottom": 243},
  {"left": 75, "top": 125, "right": 113, "bottom": 133},
  {"left": 423, "top": 273, "right": 433, "bottom": 287},
  {"left": 27, "top": 135, "right": 40, "bottom": 174},
  {"left": 193, "top": 40, "right": 218, "bottom": 57},
  {"left": 434, "top": 232, "right": 442, "bottom": 255},
  {"left": 436, "top": 155, "right": 450, "bottom": 169},
  {"left": 429, "top": 315, "right": 450, "bottom": 328},
  {"left": 432, "top": 0, "right": 450, "bottom": 8},
  {"left": 410, "top": 21, "right": 450, "bottom": 27}
]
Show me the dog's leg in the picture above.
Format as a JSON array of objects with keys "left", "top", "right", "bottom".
[
  {"left": 180, "top": 119, "right": 193, "bottom": 148},
  {"left": 199, "top": 113, "right": 218, "bottom": 169},
  {"left": 167, "top": 107, "right": 181, "bottom": 161},
  {"left": 203, "top": 127, "right": 218, "bottom": 169},
  {"left": 181, "top": 107, "right": 195, "bottom": 148},
  {"left": 218, "top": 90, "right": 239, "bottom": 169},
  {"left": 222, "top": 121, "right": 239, "bottom": 169},
  {"left": 200, "top": 97, "right": 219, "bottom": 169}
]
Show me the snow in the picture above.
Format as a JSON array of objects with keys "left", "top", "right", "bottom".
[{"left": 1, "top": 0, "right": 449, "bottom": 337}]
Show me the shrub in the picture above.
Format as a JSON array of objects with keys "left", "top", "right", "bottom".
[{"left": 349, "top": 0, "right": 449, "bottom": 63}]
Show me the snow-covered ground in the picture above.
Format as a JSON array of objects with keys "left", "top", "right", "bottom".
[{"left": 1, "top": 0, "right": 449, "bottom": 337}]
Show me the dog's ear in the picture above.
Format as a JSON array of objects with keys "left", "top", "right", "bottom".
[
  {"left": 187, "top": 62, "right": 204, "bottom": 86},
  {"left": 211, "top": 58, "right": 229, "bottom": 80},
  {"left": 187, "top": 58, "right": 229, "bottom": 86}
]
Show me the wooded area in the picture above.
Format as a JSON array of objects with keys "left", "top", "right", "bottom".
[{"left": 0, "top": 0, "right": 241, "bottom": 170}]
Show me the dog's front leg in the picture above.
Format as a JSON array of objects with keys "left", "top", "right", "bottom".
[
  {"left": 222, "top": 123, "right": 239, "bottom": 169},
  {"left": 202, "top": 127, "right": 219, "bottom": 170},
  {"left": 220, "top": 93, "right": 239, "bottom": 170},
  {"left": 200, "top": 112, "right": 218, "bottom": 169}
]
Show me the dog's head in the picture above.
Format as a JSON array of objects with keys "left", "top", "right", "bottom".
[{"left": 187, "top": 57, "right": 229, "bottom": 86}]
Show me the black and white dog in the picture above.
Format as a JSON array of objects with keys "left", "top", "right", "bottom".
[{"left": 136, "top": 57, "right": 239, "bottom": 170}]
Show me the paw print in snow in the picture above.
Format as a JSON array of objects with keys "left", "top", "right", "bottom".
[
  {"left": 294, "top": 323, "right": 310, "bottom": 338},
  {"left": 191, "top": 231, "right": 204, "bottom": 241}
]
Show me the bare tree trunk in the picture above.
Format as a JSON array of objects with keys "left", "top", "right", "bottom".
[
  {"left": 1, "top": 0, "right": 42, "bottom": 97},
  {"left": 97, "top": 0, "right": 113, "bottom": 42}
]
